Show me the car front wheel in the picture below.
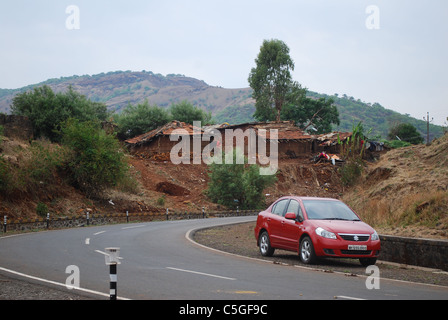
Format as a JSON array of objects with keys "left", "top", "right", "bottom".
[
  {"left": 299, "top": 236, "right": 316, "bottom": 264},
  {"left": 259, "top": 231, "right": 275, "bottom": 257}
]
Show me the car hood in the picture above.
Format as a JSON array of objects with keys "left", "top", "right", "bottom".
[{"left": 310, "top": 220, "right": 375, "bottom": 234}]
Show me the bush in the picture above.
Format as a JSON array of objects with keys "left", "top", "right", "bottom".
[
  {"left": 388, "top": 123, "right": 424, "bottom": 145},
  {"left": 61, "top": 119, "right": 129, "bottom": 198},
  {"left": 11, "top": 85, "right": 109, "bottom": 141},
  {"left": 22, "top": 140, "right": 68, "bottom": 188},
  {"left": 36, "top": 202, "right": 48, "bottom": 218},
  {"left": 114, "top": 101, "right": 171, "bottom": 139},
  {"left": 206, "top": 150, "right": 276, "bottom": 209},
  {"left": 339, "top": 160, "right": 363, "bottom": 187},
  {"left": 169, "top": 100, "right": 212, "bottom": 125}
]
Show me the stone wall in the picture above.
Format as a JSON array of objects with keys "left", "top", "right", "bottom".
[{"left": 379, "top": 235, "right": 448, "bottom": 271}]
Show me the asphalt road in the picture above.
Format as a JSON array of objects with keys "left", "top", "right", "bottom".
[{"left": 1, "top": 216, "right": 447, "bottom": 301}]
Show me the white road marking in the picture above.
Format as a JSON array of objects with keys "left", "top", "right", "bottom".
[
  {"left": 95, "top": 250, "right": 123, "bottom": 261},
  {"left": 95, "top": 249, "right": 109, "bottom": 256},
  {"left": 166, "top": 267, "right": 236, "bottom": 281},
  {"left": 334, "top": 295, "right": 366, "bottom": 300},
  {"left": 93, "top": 231, "right": 106, "bottom": 235},
  {"left": 85, "top": 238, "right": 90, "bottom": 245},
  {"left": 121, "top": 224, "right": 146, "bottom": 230},
  {"left": 0, "top": 266, "right": 130, "bottom": 299}
]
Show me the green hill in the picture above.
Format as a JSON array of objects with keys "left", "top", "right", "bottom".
[{"left": 0, "top": 70, "right": 444, "bottom": 141}]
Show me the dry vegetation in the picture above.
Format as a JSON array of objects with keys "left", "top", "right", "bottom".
[{"left": 343, "top": 133, "right": 448, "bottom": 239}]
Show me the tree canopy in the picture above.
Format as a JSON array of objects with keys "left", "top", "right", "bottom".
[
  {"left": 11, "top": 85, "right": 108, "bottom": 141},
  {"left": 248, "top": 39, "right": 295, "bottom": 122},
  {"left": 248, "top": 39, "right": 339, "bottom": 132},
  {"left": 281, "top": 95, "right": 340, "bottom": 134},
  {"left": 388, "top": 123, "right": 424, "bottom": 145},
  {"left": 114, "top": 100, "right": 170, "bottom": 139},
  {"left": 169, "top": 100, "right": 212, "bottom": 125}
]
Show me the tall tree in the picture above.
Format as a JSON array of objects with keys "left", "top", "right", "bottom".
[{"left": 248, "top": 39, "right": 295, "bottom": 122}]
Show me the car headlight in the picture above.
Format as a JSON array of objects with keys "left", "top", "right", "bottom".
[
  {"left": 371, "top": 230, "right": 379, "bottom": 241},
  {"left": 315, "top": 227, "right": 337, "bottom": 239}
]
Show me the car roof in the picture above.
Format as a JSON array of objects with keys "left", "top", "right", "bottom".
[{"left": 276, "top": 196, "right": 340, "bottom": 202}]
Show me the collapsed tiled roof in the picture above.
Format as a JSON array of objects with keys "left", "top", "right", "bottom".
[
  {"left": 256, "top": 128, "right": 313, "bottom": 141},
  {"left": 316, "top": 132, "right": 352, "bottom": 146},
  {"left": 125, "top": 120, "right": 352, "bottom": 147},
  {"left": 220, "top": 121, "right": 313, "bottom": 141},
  {"left": 125, "top": 120, "right": 203, "bottom": 145}
]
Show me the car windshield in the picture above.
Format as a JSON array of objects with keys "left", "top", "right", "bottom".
[{"left": 302, "top": 200, "right": 360, "bottom": 221}]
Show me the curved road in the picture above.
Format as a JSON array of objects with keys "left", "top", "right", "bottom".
[{"left": 1, "top": 216, "right": 447, "bottom": 300}]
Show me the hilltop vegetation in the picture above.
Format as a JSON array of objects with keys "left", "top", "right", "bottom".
[{"left": 0, "top": 70, "right": 444, "bottom": 141}]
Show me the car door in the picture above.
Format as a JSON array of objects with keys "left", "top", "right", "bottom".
[
  {"left": 282, "top": 199, "right": 304, "bottom": 250},
  {"left": 268, "top": 199, "right": 290, "bottom": 248}
]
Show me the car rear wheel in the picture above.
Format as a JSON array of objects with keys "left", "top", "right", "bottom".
[
  {"left": 299, "top": 236, "right": 316, "bottom": 264},
  {"left": 259, "top": 231, "right": 275, "bottom": 257}
]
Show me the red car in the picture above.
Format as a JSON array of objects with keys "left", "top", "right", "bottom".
[{"left": 254, "top": 196, "right": 380, "bottom": 266}]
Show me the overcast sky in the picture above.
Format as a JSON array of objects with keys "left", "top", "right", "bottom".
[{"left": 1, "top": 0, "right": 447, "bottom": 125}]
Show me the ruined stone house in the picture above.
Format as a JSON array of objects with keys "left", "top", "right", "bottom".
[
  {"left": 124, "top": 120, "right": 206, "bottom": 160},
  {"left": 125, "top": 119, "right": 352, "bottom": 162}
]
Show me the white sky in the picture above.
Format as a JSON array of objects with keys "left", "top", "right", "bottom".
[{"left": 1, "top": 0, "right": 447, "bottom": 125}]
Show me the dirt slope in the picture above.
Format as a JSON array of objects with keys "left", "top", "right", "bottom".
[{"left": 343, "top": 133, "right": 448, "bottom": 239}]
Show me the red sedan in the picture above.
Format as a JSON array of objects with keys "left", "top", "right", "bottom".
[{"left": 254, "top": 196, "right": 381, "bottom": 266}]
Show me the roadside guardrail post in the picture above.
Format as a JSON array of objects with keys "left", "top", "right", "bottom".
[
  {"left": 126, "top": 210, "right": 129, "bottom": 223},
  {"left": 46, "top": 212, "right": 50, "bottom": 229},
  {"left": 166, "top": 208, "right": 169, "bottom": 221},
  {"left": 3, "top": 215, "right": 6, "bottom": 233},
  {"left": 104, "top": 247, "right": 120, "bottom": 300},
  {"left": 86, "top": 211, "right": 90, "bottom": 226}
]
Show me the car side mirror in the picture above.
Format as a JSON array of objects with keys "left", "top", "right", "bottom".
[
  {"left": 285, "top": 212, "right": 296, "bottom": 220},
  {"left": 285, "top": 212, "right": 304, "bottom": 223}
]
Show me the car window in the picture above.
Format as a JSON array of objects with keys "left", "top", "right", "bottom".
[
  {"left": 302, "top": 200, "right": 360, "bottom": 221},
  {"left": 271, "top": 199, "right": 289, "bottom": 217},
  {"left": 285, "top": 200, "right": 299, "bottom": 215}
]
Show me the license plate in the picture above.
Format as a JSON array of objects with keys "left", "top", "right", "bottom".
[{"left": 348, "top": 245, "right": 367, "bottom": 250}]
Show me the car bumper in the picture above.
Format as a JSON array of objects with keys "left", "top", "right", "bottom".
[{"left": 314, "top": 238, "right": 381, "bottom": 258}]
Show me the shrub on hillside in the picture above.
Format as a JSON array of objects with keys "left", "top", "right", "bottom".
[
  {"left": 206, "top": 150, "right": 276, "bottom": 209},
  {"left": 11, "top": 85, "right": 109, "bottom": 141},
  {"left": 61, "top": 119, "right": 129, "bottom": 198}
]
